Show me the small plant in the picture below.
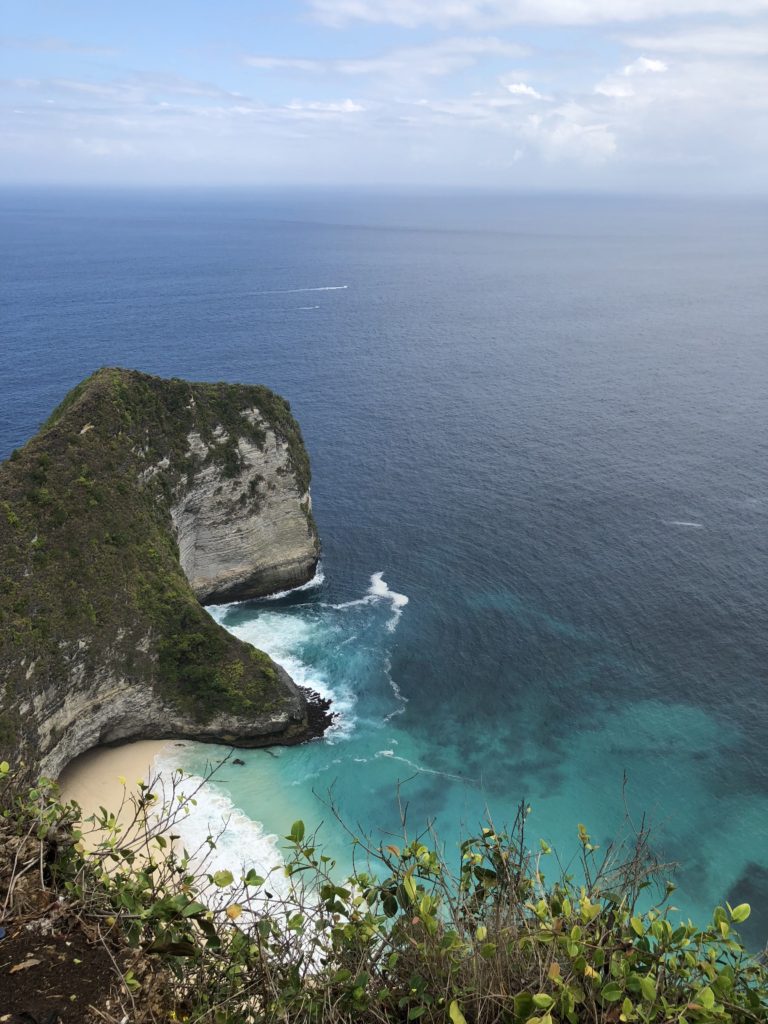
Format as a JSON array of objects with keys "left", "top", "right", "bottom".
[{"left": 1, "top": 759, "right": 766, "bottom": 1023}]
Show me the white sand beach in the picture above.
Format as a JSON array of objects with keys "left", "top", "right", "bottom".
[{"left": 58, "top": 740, "right": 173, "bottom": 849}]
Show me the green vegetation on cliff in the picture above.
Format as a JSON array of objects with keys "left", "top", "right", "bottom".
[{"left": 0, "top": 368, "right": 318, "bottom": 770}]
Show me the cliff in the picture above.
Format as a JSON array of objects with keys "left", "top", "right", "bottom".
[{"left": 0, "top": 368, "right": 322, "bottom": 779}]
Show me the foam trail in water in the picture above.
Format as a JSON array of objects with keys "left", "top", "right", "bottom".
[
  {"left": 369, "top": 572, "right": 409, "bottom": 632},
  {"left": 297, "top": 305, "right": 320, "bottom": 310},
  {"left": 665, "top": 520, "right": 705, "bottom": 529},
  {"left": 330, "top": 572, "right": 409, "bottom": 633},
  {"left": 252, "top": 285, "right": 348, "bottom": 294},
  {"left": 382, "top": 653, "right": 407, "bottom": 722},
  {"left": 375, "top": 749, "right": 472, "bottom": 784}
]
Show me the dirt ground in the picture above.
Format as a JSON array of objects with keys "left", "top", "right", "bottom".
[{"left": 0, "top": 921, "right": 125, "bottom": 1024}]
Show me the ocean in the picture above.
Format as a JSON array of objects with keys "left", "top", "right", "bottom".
[{"left": 2, "top": 188, "right": 767, "bottom": 943}]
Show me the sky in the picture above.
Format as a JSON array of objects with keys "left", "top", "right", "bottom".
[{"left": 2, "top": 1, "right": 767, "bottom": 192}]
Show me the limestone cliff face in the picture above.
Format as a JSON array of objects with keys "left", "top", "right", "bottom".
[
  {"left": 171, "top": 413, "right": 318, "bottom": 604},
  {"left": 0, "top": 368, "right": 324, "bottom": 781},
  {"left": 33, "top": 651, "right": 306, "bottom": 780}
]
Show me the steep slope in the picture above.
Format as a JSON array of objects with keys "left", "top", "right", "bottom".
[{"left": 0, "top": 368, "right": 322, "bottom": 778}]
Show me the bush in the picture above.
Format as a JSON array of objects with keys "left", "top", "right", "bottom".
[{"left": 1, "top": 758, "right": 766, "bottom": 1024}]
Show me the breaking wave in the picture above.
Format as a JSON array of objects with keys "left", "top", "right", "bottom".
[{"left": 261, "top": 563, "right": 326, "bottom": 602}]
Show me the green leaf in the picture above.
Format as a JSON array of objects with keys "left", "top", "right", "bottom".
[
  {"left": 449, "top": 1000, "right": 468, "bottom": 1024},
  {"left": 407, "top": 1007, "right": 425, "bottom": 1020},
  {"left": 243, "top": 869, "right": 265, "bottom": 887},
  {"left": 514, "top": 992, "right": 534, "bottom": 1018},
  {"left": 639, "top": 976, "right": 656, "bottom": 1002},
  {"left": 124, "top": 969, "right": 141, "bottom": 992},
  {"left": 181, "top": 901, "right": 208, "bottom": 918},
  {"left": 533, "top": 993, "right": 555, "bottom": 1010},
  {"left": 212, "top": 869, "right": 234, "bottom": 888},
  {"left": 601, "top": 982, "right": 623, "bottom": 1002},
  {"left": 288, "top": 819, "right": 305, "bottom": 843},
  {"left": 730, "top": 903, "right": 751, "bottom": 923},
  {"left": 0, "top": 761, "right": 10, "bottom": 775},
  {"left": 630, "top": 916, "right": 644, "bottom": 937},
  {"left": 697, "top": 987, "right": 715, "bottom": 1010},
  {"left": 403, "top": 872, "right": 417, "bottom": 902}
]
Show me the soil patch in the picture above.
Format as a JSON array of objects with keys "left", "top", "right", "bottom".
[{"left": 0, "top": 922, "right": 123, "bottom": 1024}]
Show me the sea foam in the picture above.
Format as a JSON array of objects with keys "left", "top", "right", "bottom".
[
  {"left": 262, "top": 562, "right": 326, "bottom": 602},
  {"left": 148, "top": 750, "right": 300, "bottom": 933},
  {"left": 210, "top": 603, "right": 357, "bottom": 740},
  {"left": 330, "top": 571, "right": 410, "bottom": 633},
  {"left": 186, "top": 568, "right": 411, "bottom": 896},
  {"left": 154, "top": 750, "right": 288, "bottom": 885}
]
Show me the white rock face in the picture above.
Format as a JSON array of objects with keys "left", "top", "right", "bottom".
[{"left": 170, "top": 413, "right": 319, "bottom": 603}]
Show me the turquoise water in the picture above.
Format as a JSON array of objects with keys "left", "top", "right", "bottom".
[
  {"left": 2, "top": 190, "right": 767, "bottom": 943},
  {"left": 168, "top": 572, "right": 765, "bottom": 939}
]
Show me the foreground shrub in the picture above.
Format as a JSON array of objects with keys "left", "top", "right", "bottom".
[{"left": 1, "top": 758, "right": 766, "bottom": 1023}]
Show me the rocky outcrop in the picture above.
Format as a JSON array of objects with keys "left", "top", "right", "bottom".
[
  {"left": 34, "top": 654, "right": 308, "bottom": 781},
  {"left": 0, "top": 368, "right": 325, "bottom": 781},
  {"left": 171, "top": 413, "right": 318, "bottom": 604}
]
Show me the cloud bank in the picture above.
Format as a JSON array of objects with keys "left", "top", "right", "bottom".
[{"left": 1, "top": 2, "right": 766, "bottom": 190}]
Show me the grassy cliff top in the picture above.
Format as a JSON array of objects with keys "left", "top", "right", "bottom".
[{"left": 0, "top": 368, "right": 314, "bottom": 762}]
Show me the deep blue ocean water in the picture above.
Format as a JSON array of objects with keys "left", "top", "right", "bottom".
[{"left": 2, "top": 189, "right": 767, "bottom": 942}]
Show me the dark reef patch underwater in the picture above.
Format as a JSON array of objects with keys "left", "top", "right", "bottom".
[{"left": 1, "top": 188, "right": 767, "bottom": 940}]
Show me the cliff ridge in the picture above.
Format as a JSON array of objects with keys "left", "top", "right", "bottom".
[{"left": 0, "top": 368, "right": 322, "bottom": 778}]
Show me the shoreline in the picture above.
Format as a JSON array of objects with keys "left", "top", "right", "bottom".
[
  {"left": 55, "top": 686, "right": 335, "bottom": 829},
  {"left": 58, "top": 739, "right": 172, "bottom": 825}
]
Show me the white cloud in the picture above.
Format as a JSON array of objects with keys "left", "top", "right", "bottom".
[
  {"left": 595, "top": 79, "right": 635, "bottom": 98},
  {"left": 285, "top": 98, "right": 364, "bottom": 112},
  {"left": 5, "top": 74, "right": 245, "bottom": 105},
  {"left": 309, "top": 0, "right": 768, "bottom": 27},
  {"left": 595, "top": 55, "right": 666, "bottom": 98},
  {"left": 522, "top": 104, "right": 617, "bottom": 162},
  {"left": 4, "top": 7, "right": 768, "bottom": 191},
  {"left": 623, "top": 56, "right": 667, "bottom": 74},
  {"left": 245, "top": 36, "right": 527, "bottom": 80},
  {"left": 504, "top": 81, "right": 544, "bottom": 98},
  {"left": 586, "top": 49, "right": 768, "bottom": 187},
  {"left": 245, "top": 57, "right": 325, "bottom": 72},
  {"left": 623, "top": 24, "right": 768, "bottom": 55}
]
